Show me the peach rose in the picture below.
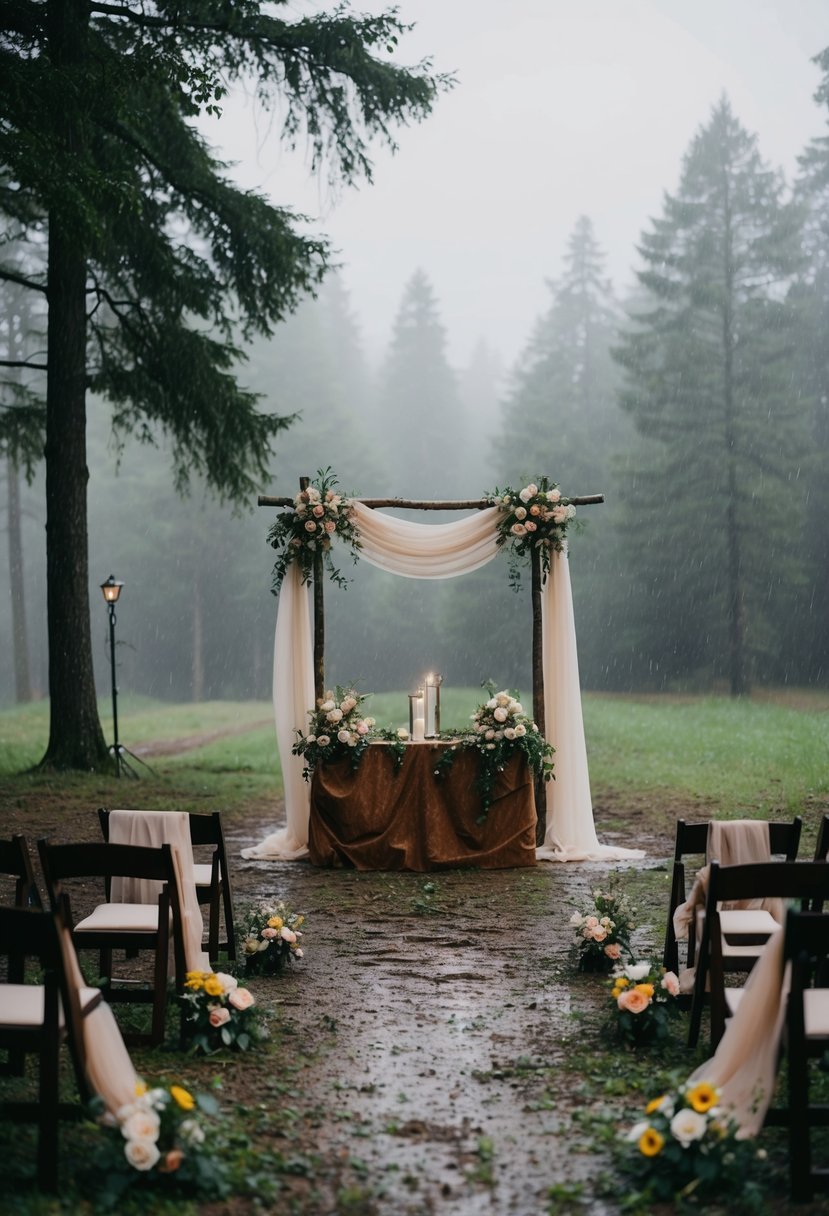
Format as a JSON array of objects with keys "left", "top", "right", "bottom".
[
  {"left": 209, "top": 1007, "right": 231, "bottom": 1027},
  {"left": 161, "top": 1149, "right": 184, "bottom": 1173},
  {"left": 604, "top": 943, "right": 621, "bottom": 960},
  {"left": 228, "top": 987, "right": 255, "bottom": 1011},
  {"left": 661, "top": 971, "right": 680, "bottom": 997},
  {"left": 618, "top": 987, "right": 651, "bottom": 1014}
]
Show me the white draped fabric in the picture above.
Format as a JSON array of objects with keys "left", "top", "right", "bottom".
[{"left": 242, "top": 507, "right": 642, "bottom": 864}]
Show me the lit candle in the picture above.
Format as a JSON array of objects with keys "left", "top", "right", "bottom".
[{"left": 412, "top": 713, "right": 426, "bottom": 742}]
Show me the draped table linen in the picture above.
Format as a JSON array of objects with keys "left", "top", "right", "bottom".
[{"left": 243, "top": 507, "right": 642, "bottom": 865}]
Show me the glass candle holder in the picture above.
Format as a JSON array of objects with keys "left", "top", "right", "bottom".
[{"left": 424, "top": 672, "right": 443, "bottom": 737}]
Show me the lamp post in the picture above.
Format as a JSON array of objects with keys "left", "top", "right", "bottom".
[{"left": 100, "top": 575, "right": 124, "bottom": 776}]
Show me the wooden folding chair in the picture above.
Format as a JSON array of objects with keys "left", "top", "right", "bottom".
[
  {"left": 99, "top": 808, "right": 236, "bottom": 962},
  {"left": 815, "top": 814, "right": 829, "bottom": 863},
  {"left": 0, "top": 899, "right": 101, "bottom": 1190},
  {"left": 37, "top": 840, "right": 185, "bottom": 1047},
  {"left": 0, "top": 834, "right": 42, "bottom": 909},
  {"left": 781, "top": 908, "right": 829, "bottom": 1201},
  {"left": 663, "top": 816, "right": 802, "bottom": 976},
  {"left": 688, "top": 860, "right": 829, "bottom": 1049}
]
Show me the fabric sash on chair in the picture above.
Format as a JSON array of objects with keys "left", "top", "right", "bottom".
[{"left": 107, "top": 809, "right": 210, "bottom": 973}]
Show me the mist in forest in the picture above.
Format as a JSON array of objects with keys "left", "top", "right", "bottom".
[{"left": 3, "top": 0, "right": 829, "bottom": 709}]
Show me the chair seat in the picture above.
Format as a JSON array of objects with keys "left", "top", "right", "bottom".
[
  {"left": 804, "top": 989, "right": 829, "bottom": 1039},
  {"left": 722, "top": 939, "right": 771, "bottom": 961},
  {"left": 192, "top": 863, "right": 215, "bottom": 888},
  {"left": 0, "top": 984, "right": 101, "bottom": 1029},
  {"left": 720, "top": 909, "right": 781, "bottom": 941},
  {"left": 74, "top": 903, "right": 167, "bottom": 934}
]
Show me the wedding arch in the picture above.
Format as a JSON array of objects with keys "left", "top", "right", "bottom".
[{"left": 242, "top": 476, "right": 643, "bottom": 867}]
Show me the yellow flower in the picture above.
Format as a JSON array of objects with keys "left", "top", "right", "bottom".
[
  {"left": 611, "top": 987, "right": 621, "bottom": 1000},
  {"left": 203, "top": 975, "right": 224, "bottom": 997},
  {"left": 170, "top": 1085, "right": 195, "bottom": 1111},
  {"left": 135, "top": 1081, "right": 147, "bottom": 1097},
  {"left": 185, "top": 975, "right": 204, "bottom": 990},
  {"left": 616, "top": 977, "right": 629, "bottom": 989},
  {"left": 646, "top": 1095, "right": 665, "bottom": 1115},
  {"left": 639, "top": 1127, "right": 664, "bottom": 1157},
  {"left": 294, "top": 915, "right": 305, "bottom": 928},
  {"left": 635, "top": 983, "right": 655, "bottom": 999},
  {"left": 687, "top": 1082, "right": 718, "bottom": 1113},
  {"left": 267, "top": 916, "right": 284, "bottom": 930}
]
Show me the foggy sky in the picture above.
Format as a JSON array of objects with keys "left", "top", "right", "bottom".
[{"left": 200, "top": 0, "right": 829, "bottom": 368}]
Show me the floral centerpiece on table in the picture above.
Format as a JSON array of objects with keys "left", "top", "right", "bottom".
[
  {"left": 571, "top": 887, "right": 636, "bottom": 972},
  {"left": 268, "top": 467, "right": 361, "bottom": 591},
  {"left": 487, "top": 476, "right": 577, "bottom": 586},
  {"left": 293, "top": 685, "right": 406, "bottom": 780},
  {"left": 621, "top": 1082, "right": 767, "bottom": 1207},
  {"left": 179, "top": 970, "right": 263, "bottom": 1054},
  {"left": 610, "top": 961, "right": 681, "bottom": 1047},
  {"left": 434, "top": 686, "right": 554, "bottom": 823},
  {"left": 92, "top": 1079, "right": 227, "bottom": 1204},
  {"left": 239, "top": 900, "right": 306, "bottom": 976}
]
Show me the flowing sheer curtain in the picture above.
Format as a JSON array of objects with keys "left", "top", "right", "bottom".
[{"left": 243, "top": 507, "right": 642, "bottom": 864}]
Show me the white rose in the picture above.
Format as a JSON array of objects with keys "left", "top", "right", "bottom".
[
  {"left": 485, "top": 729, "right": 495, "bottom": 740},
  {"left": 486, "top": 698, "right": 497, "bottom": 710},
  {"left": 326, "top": 707, "right": 343, "bottom": 722},
  {"left": 179, "top": 1118, "right": 205, "bottom": 1147},
  {"left": 307, "top": 487, "right": 321, "bottom": 502},
  {"left": 670, "top": 1108, "right": 707, "bottom": 1147},
  {"left": 320, "top": 699, "right": 335, "bottom": 712},
  {"left": 512, "top": 702, "right": 523, "bottom": 715},
  {"left": 213, "top": 971, "right": 237, "bottom": 991},
  {"left": 494, "top": 730, "right": 504, "bottom": 740},
  {"left": 397, "top": 728, "right": 409, "bottom": 739},
  {"left": 124, "top": 1137, "right": 160, "bottom": 1171},
  {"left": 504, "top": 727, "right": 516, "bottom": 740},
  {"left": 567, "top": 504, "right": 576, "bottom": 519},
  {"left": 514, "top": 506, "right": 527, "bottom": 520},
  {"left": 514, "top": 723, "right": 526, "bottom": 737},
  {"left": 364, "top": 717, "right": 376, "bottom": 728},
  {"left": 493, "top": 707, "right": 508, "bottom": 722},
  {"left": 518, "top": 486, "right": 533, "bottom": 503},
  {"left": 485, "top": 743, "right": 496, "bottom": 750},
  {"left": 496, "top": 693, "right": 510, "bottom": 705},
  {"left": 625, "top": 963, "right": 651, "bottom": 981},
  {"left": 337, "top": 729, "right": 350, "bottom": 743},
  {"left": 626, "top": 1120, "right": 650, "bottom": 1143},
  {"left": 317, "top": 734, "right": 330, "bottom": 746},
  {"left": 547, "top": 489, "right": 561, "bottom": 502}
]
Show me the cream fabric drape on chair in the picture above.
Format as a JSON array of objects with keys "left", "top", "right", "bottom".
[{"left": 243, "top": 506, "right": 641, "bottom": 864}]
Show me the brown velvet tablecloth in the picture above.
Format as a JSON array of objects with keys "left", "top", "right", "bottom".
[{"left": 308, "top": 742, "right": 537, "bottom": 871}]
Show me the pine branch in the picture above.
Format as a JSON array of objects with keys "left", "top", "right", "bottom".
[
  {"left": 0, "top": 358, "right": 48, "bottom": 370},
  {"left": 0, "top": 267, "right": 48, "bottom": 294}
]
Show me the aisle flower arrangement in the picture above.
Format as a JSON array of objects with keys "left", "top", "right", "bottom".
[
  {"left": 240, "top": 900, "right": 306, "bottom": 976},
  {"left": 179, "top": 970, "right": 263, "bottom": 1054},
  {"left": 434, "top": 687, "right": 554, "bottom": 822},
  {"left": 571, "top": 887, "right": 636, "bottom": 971},
  {"left": 93, "top": 1080, "right": 227, "bottom": 1204},
  {"left": 487, "top": 477, "right": 577, "bottom": 585},
  {"left": 621, "top": 1082, "right": 766, "bottom": 1206},
  {"left": 293, "top": 685, "right": 405, "bottom": 779},
  {"left": 609, "top": 961, "right": 681, "bottom": 1047},
  {"left": 268, "top": 467, "right": 360, "bottom": 591}
]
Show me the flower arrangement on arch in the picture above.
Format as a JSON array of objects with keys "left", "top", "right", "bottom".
[
  {"left": 609, "top": 961, "right": 681, "bottom": 1047},
  {"left": 179, "top": 970, "right": 263, "bottom": 1054},
  {"left": 570, "top": 886, "right": 636, "bottom": 971},
  {"left": 92, "top": 1079, "right": 228, "bottom": 1204},
  {"left": 487, "top": 477, "right": 577, "bottom": 586},
  {"left": 268, "top": 467, "right": 361, "bottom": 591},
  {"left": 434, "top": 687, "right": 554, "bottom": 822},
  {"left": 239, "top": 899, "right": 306, "bottom": 976},
  {"left": 622, "top": 1082, "right": 767, "bottom": 1206}
]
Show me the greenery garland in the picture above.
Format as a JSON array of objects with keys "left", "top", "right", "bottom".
[
  {"left": 433, "top": 686, "right": 554, "bottom": 822},
  {"left": 268, "top": 467, "right": 361, "bottom": 592}
]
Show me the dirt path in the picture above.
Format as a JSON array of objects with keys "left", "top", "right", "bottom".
[
  {"left": 132, "top": 718, "right": 272, "bottom": 758},
  {"left": 228, "top": 816, "right": 663, "bottom": 1214}
]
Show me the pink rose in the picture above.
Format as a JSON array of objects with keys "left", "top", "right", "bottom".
[
  {"left": 228, "top": 987, "right": 255, "bottom": 1011},
  {"left": 312, "top": 504, "right": 325, "bottom": 517},
  {"left": 590, "top": 925, "right": 607, "bottom": 942},
  {"left": 661, "top": 972, "right": 680, "bottom": 997},
  {"left": 304, "top": 519, "right": 317, "bottom": 532},
  {"left": 530, "top": 504, "right": 541, "bottom": 515},
  {"left": 552, "top": 506, "right": 568, "bottom": 524},
  {"left": 585, "top": 916, "right": 599, "bottom": 929},
  {"left": 511, "top": 523, "right": 526, "bottom": 536},
  {"left": 356, "top": 722, "right": 369, "bottom": 735},
  {"left": 604, "top": 943, "right": 621, "bottom": 960},
  {"left": 525, "top": 521, "right": 537, "bottom": 532},
  {"left": 547, "top": 489, "right": 561, "bottom": 502},
  {"left": 618, "top": 988, "right": 650, "bottom": 1015},
  {"left": 261, "top": 926, "right": 278, "bottom": 939},
  {"left": 324, "top": 519, "right": 336, "bottom": 534},
  {"left": 209, "top": 1007, "right": 231, "bottom": 1027}
]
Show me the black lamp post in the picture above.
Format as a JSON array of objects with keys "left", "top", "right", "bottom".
[{"left": 100, "top": 574, "right": 124, "bottom": 776}]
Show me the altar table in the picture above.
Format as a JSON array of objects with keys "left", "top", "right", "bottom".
[{"left": 308, "top": 742, "right": 537, "bottom": 872}]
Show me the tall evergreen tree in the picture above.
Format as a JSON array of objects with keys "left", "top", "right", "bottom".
[
  {"left": 378, "top": 269, "right": 466, "bottom": 496},
  {"left": 614, "top": 97, "right": 805, "bottom": 694},
  {"left": 493, "top": 215, "right": 620, "bottom": 492},
  {"left": 0, "top": 1, "right": 447, "bottom": 767}
]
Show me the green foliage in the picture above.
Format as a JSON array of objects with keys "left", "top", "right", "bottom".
[{"left": 614, "top": 96, "right": 808, "bottom": 693}]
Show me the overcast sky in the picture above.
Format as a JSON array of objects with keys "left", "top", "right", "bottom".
[{"left": 202, "top": 0, "right": 829, "bottom": 369}]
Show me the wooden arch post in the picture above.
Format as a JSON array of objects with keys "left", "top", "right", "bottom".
[{"left": 259, "top": 484, "right": 604, "bottom": 842}]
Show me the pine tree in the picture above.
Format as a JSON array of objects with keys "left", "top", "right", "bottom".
[
  {"left": 614, "top": 97, "right": 805, "bottom": 694},
  {"left": 493, "top": 215, "right": 621, "bottom": 493},
  {"left": 378, "top": 269, "right": 466, "bottom": 496},
  {"left": 0, "top": 1, "right": 447, "bottom": 767}
]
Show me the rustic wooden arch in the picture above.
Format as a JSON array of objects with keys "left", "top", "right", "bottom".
[{"left": 259, "top": 478, "right": 603, "bottom": 839}]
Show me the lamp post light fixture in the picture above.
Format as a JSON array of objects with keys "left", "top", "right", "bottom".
[{"left": 100, "top": 575, "right": 124, "bottom": 776}]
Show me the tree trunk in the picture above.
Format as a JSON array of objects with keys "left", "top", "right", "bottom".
[
  {"left": 40, "top": 0, "right": 110, "bottom": 769},
  {"left": 192, "top": 570, "right": 205, "bottom": 702},
  {"left": 7, "top": 455, "right": 33, "bottom": 703}
]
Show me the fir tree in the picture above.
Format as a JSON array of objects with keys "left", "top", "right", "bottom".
[
  {"left": 614, "top": 97, "right": 805, "bottom": 694},
  {"left": 0, "top": 1, "right": 447, "bottom": 767}
]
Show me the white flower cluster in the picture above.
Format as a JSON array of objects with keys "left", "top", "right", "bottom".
[
  {"left": 115, "top": 1084, "right": 204, "bottom": 1172},
  {"left": 307, "top": 689, "right": 375, "bottom": 749},
  {"left": 504, "top": 483, "right": 576, "bottom": 538},
  {"left": 570, "top": 909, "right": 616, "bottom": 943},
  {"left": 470, "top": 690, "right": 538, "bottom": 751},
  {"left": 291, "top": 485, "right": 347, "bottom": 549},
  {"left": 628, "top": 1084, "right": 722, "bottom": 1150},
  {"left": 242, "top": 901, "right": 305, "bottom": 960}
]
